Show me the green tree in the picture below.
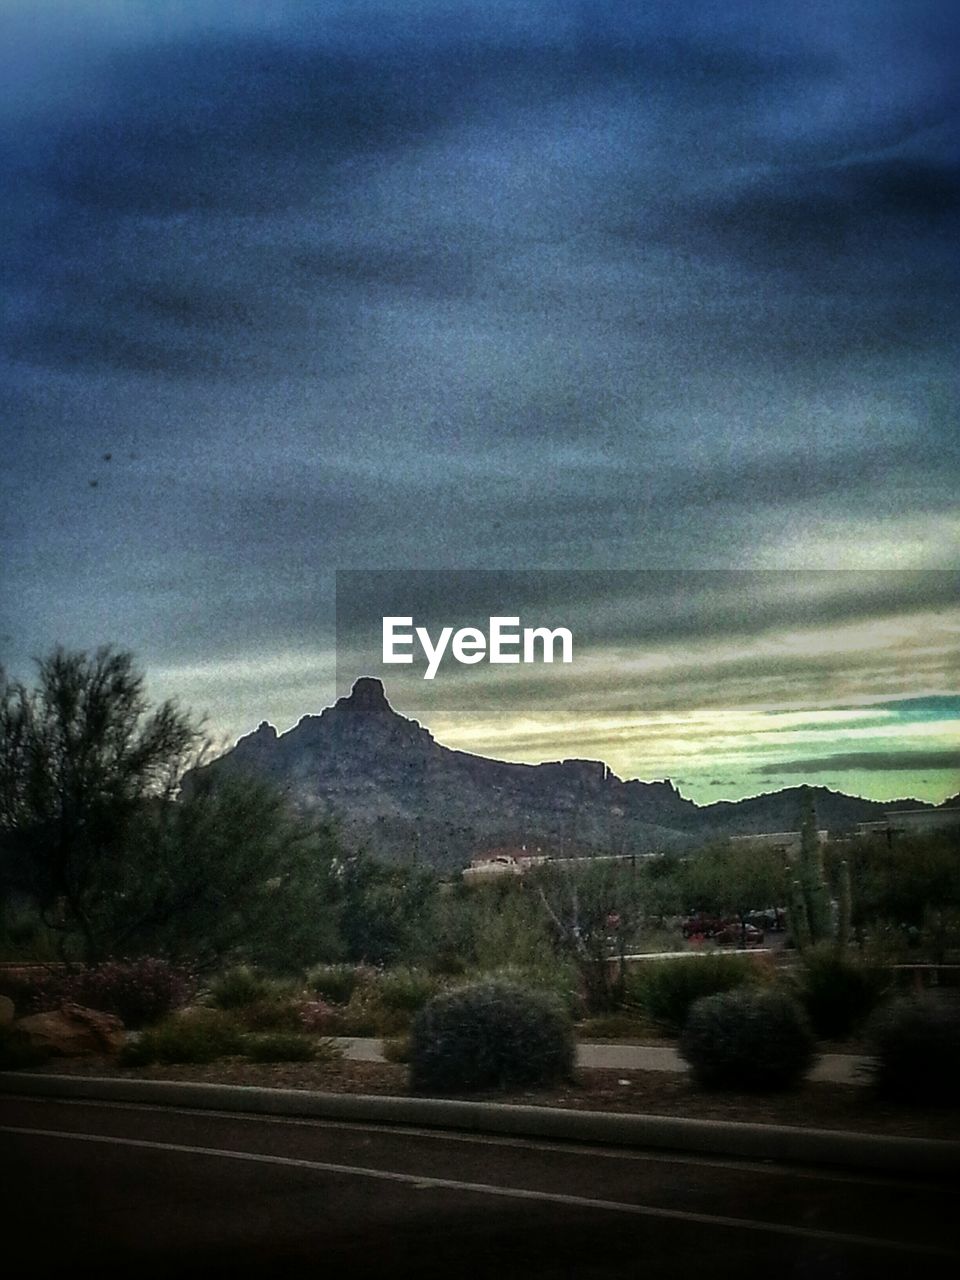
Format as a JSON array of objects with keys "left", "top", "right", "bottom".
[
  {"left": 0, "top": 647, "right": 344, "bottom": 970},
  {"left": 0, "top": 647, "right": 198, "bottom": 960},
  {"left": 336, "top": 852, "right": 438, "bottom": 966},
  {"left": 638, "top": 853, "right": 684, "bottom": 925},
  {"left": 834, "top": 832, "right": 960, "bottom": 960},
  {"left": 682, "top": 841, "right": 786, "bottom": 946},
  {"left": 530, "top": 858, "right": 645, "bottom": 1011},
  {"left": 115, "top": 773, "right": 344, "bottom": 972}
]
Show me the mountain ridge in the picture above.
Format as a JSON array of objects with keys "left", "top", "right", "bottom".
[{"left": 190, "top": 677, "right": 930, "bottom": 868}]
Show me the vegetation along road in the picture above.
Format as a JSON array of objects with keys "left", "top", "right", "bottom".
[{"left": 1, "top": 1092, "right": 957, "bottom": 1279}]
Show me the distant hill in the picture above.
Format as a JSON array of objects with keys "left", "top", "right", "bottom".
[{"left": 186, "top": 677, "right": 925, "bottom": 869}]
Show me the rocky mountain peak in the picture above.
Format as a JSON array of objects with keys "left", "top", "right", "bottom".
[
  {"left": 191, "top": 680, "right": 912, "bottom": 869},
  {"left": 342, "top": 676, "right": 392, "bottom": 714}
]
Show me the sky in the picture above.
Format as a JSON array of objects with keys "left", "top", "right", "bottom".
[{"left": 2, "top": 2, "right": 958, "bottom": 805}]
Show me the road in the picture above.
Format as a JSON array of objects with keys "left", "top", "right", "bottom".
[{"left": 1, "top": 1091, "right": 956, "bottom": 1278}]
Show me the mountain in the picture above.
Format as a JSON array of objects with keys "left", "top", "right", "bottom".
[{"left": 188, "top": 677, "right": 920, "bottom": 869}]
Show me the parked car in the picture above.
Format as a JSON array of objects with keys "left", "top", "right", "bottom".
[
  {"left": 714, "top": 921, "right": 765, "bottom": 947},
  {"left": 681, "top": 913, "right": 725, "bottom": 938},
  {"left": 745, "top": 908, "right": 784, "bottom": 932}
]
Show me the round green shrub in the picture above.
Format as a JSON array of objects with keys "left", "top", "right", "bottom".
[
  {"left": 866, "top": 997, "right": 960, "bottom": 1104},
  {"left": 477, "top": 963, "right": 584, "bottom": 1019},
  {"left": 680, "top": 988, "right": 816, "bottom": 1091},
  {"left": 409, "top": 980, "right": 575, "bottom": 1092},
  {"left": 790, "top": 947, "right": 885, "bottom": 1040}
]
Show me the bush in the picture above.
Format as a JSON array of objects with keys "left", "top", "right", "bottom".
[
  {"left": 409, "top": 980, "right": 575, "bottom": 1092},
  {"left": 0, "top": 907, "right": 60, "bottom": 962},
  {"left": 208, "top": 966, "right": 283, "bottom": 1010},
  {"left": 866, "top": 997, "right": 960, "bottom": 1104},
  {"left": 30, "top": 958, "right": 195, "bottom": 1028},
  {"left": 578, "top": 1014, "right": 650, "bottom": 1040},
  {"left": 627, "top": 954, "right": 758, "bottom": 1034},
  {"left": 790, "top": 947, "right": 886, "bottom": 1040},
  {"left": 680, "top": 988, "right": 816, "bottom": 1091},
  {"left": 298, "top": 999, "right": 338, "bottom": 1033},
  {"left": 375, "top": 967, "right": 442, "bottom": 1014},
  {"left": 231, "top": 996, "right": 304, "bottom": 1033},
  {"left": 382, "top": 1034, "right": 411, "bottom": 1064},
  {"left": 0, "top": 1024, "right": 49, "bottom": 1070},
  {"left": 243, "top": 1032, "right": 319, "bottom": 1063},
  {"left": 471, "top": 963, "right": 583, "bottom": 1019},
  {"left": 120, "top": 1008, "right": 243, "bottom": 1066},
  {"left": 334, "top": 987, "right": 389, "bottom": 1036},
  {"left": 306, "top": 964, "right": 368, "bottom": 1005}
]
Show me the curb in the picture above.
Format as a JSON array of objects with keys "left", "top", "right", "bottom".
[{"left": 3, "top": 1072, "right": 958, "bottom": 1176}]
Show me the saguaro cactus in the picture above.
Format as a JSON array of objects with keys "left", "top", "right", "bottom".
[
  {"left": 786, "top": 787, "right": 835, "bottom": 952},
  {"left": 836, "top": 858, "right": 852, "bottom": 950}
]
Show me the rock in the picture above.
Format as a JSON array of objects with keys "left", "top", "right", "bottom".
[
  {"left": 14, "top": 1003, "right": 125, "bottom": 1056},
  {"left": 0, "top": 994, "right": 14, "bottom": 1027}
]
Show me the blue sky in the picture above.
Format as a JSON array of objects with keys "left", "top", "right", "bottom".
[{"left": 2, "top": 2, "right": 958, "bottom": 802}]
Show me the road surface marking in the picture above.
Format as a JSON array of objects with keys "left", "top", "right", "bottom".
[
  {"left": 2, "top": 1093, "right": 952, "bottom": 1193},
  {"left": 2, "top": 1122, "right": 956, "bottom": 1258}
]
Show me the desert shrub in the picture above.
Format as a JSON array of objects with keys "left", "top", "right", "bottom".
[
  {"left": 866, "top": 997, "right": 960, "bottom": 1104},
  {"left": 30, "top": 958, "right": 195, "bottom": 1028},
  {"left": 120, "top": 1008, "right": 243, "bottom": 1066},
  {"left": 306, "top": 964, "right": 368, "bottom": 1005},
  {"left": 680, "top": 988, "right": 816, "bottom": 1091},
  {"left": 329, "top": 986, "right": 387, "bottom": 1036},
  {"left": 232, "top": 996, "right": 304, "bottom": 1033},
  {"left": 578, "top": 1013, "right": 650, "bottom": 1040},
  {"left": 375, "top": 967, "right": 442, "bottom": 1014},
  {"left": 0, "top": 970, "right": 43, "bottom": 1011},
  {"left": 299, "top": 999, "right": 338, "bottom": 1033},
  {"left": 627, "top": 954, "right": 758, "bottom": 1034},
  {"left": 382, "top": 1034, "right": 411, "bottom": 1064},
  {"left": 0, "top": 1024, "right": 49, "bottom": 1070},
  {"left": 409, "top": 980, "right": 575, "bottom": 1092},
  {"left": 790, "top": 946, "right": 886, "bottom": 1040},
  {"left": 632, "top": 927, "right": 689, "bottom": 955},
  {"left": 242, "top": 1032, "right": 319, "bottom": 1063},
  {"left": 0, "top": 906, "right": 61, "bottom": 963},
  {"left": 471, "top": 963, "right": 583, "bottom": 1019},
  {"left": 208, "top": 966, "right": 282, "bottom": 1010}
]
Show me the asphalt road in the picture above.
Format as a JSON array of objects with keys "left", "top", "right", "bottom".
[{"left": 1, "top": 1092, "right": 957, "bottom": 1279}]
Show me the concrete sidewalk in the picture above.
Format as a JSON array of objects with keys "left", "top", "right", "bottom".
[{"left": 332, "top": 1038, "right": 868, "bottom": 1085}]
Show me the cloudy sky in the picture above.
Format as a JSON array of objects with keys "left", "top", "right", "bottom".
[{"left": 2, "top": 2, "right": 958, "bottom": 804}]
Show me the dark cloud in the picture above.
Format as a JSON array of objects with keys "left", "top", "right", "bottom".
[
  {"left": 42, "top": 39, "right": 472, "bottom": 218},
  {"left": 1, "top": 2, "right": 958, "bottom": 786},
  {"left": 757, "top": 751, "right": 960, "bottom": 775},
  {"left": 335, "top": 570, "right": 960, "bottom": 653},
  {"left": 693, "top": 159, "right": 960, "bottom": 272}
]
